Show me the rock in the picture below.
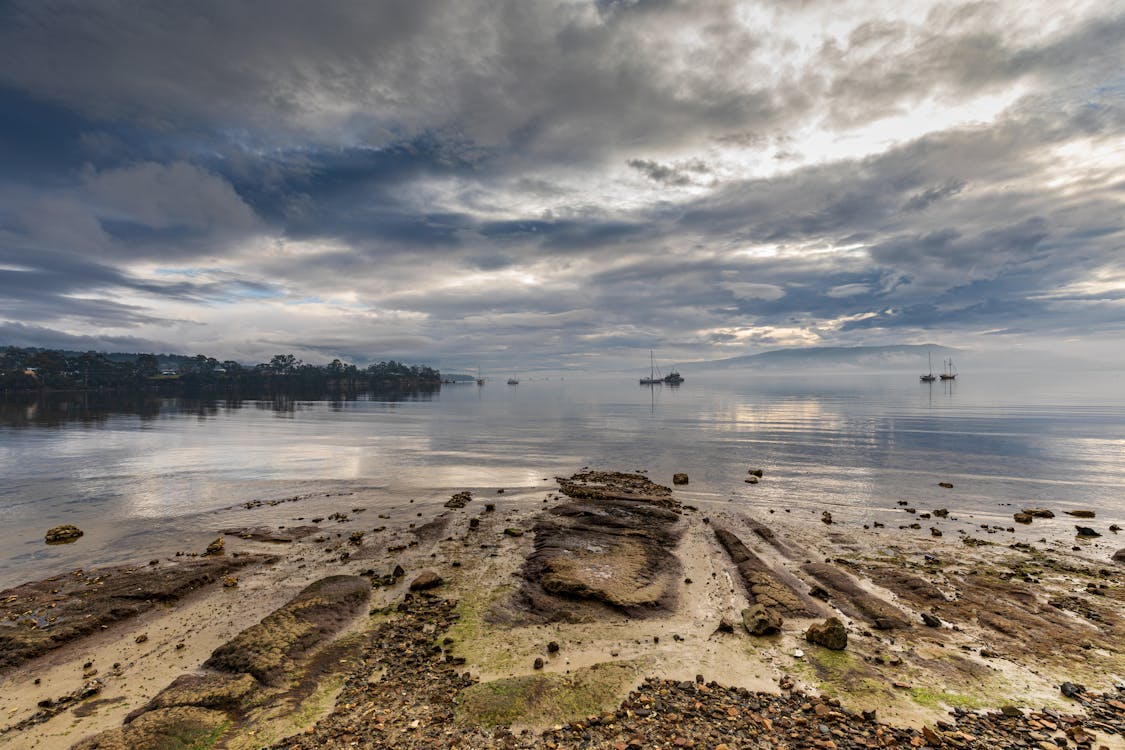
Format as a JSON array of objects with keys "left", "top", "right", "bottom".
[
  {"left": 1110, "top": 524, "right": 1121, "bottom": 533},
  {"left": 744, "top": 476, "right": 759, "bottom": 484},
  {"left": 1023, "top": 508, "right": 1055, "bottom": 518},
  {"left": 938, "top": 482, "right": 953, "bottom": 489},
  {"left": 503, "top": 527, "right": 524, "bottom": 537},
  {"left": 805, "top": 617, "right": 848, "bottom": 650},
  {"left": 821, "top": 511, "right": 833, "bottom": 525},
  {"left": 468, "top": 518, "right": 480, "bottom": 529},
  {"left": 921, "top": 613, "right": 941, "bottom": 627},
  {"left": 672, "top": 473, "right": 689, "bottom": 485},
  {"left": 1075, "top": 526, "right": 1101, "bottom": 538},
  {"left": 748, "top": 468, "right": 764, "bottom": 478},
  {"left": 1060, "top": 682, "right": 1085, "bottom": 698},
  {"left": 392, "top": 564, "right": 405, "bottom": 578},
  {"left": 933, "top": 508, "right": 949, "bottom": 518},
  {"left": 1066, "top": 509, "right": 1096, "bottom": 518},
  {"left": 444, "top": 490, "right": 473, "bottom": 508},
  {"left": 930, "top": 527, "right": 942, "bottom": 537},
  {"left": 408, "top": 571, "right": 443, "bottom": 591},
  {"left": 1013, "top": 512, "right": 1033, "bottom": 524},
  {"left": 203, "top": 576, "right": 369, "bottom": 686},
  {"left": 741, "top": 604, "right": 783, "bottom": 636},
  {"left": 135, "top": 634, "right": 149, "bottom": 644},
  {"left": 547, "top": 641, "right": 560, "bottom": 653},
  {"left": 533, "top": 657, "right": 544, "bottom": 669},
  {"left": 44, "top": 524, "right": 84, "bottom": 544},
  {"left": 1112, "top": 548, "right": 1125, "bottom": 563},
  {"left": 204, "top": 537, "right": 225, "bottom": 556},
  {"left": 1000, "top": 705, "right": 1023, "bottom": 717},
  {"left": 222, "top": 576, "right": 238, "bottom": 588}
]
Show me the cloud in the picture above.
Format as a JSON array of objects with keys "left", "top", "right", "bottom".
[{"left": 0, "top": 0, "right": 1121, "bottom": 368}]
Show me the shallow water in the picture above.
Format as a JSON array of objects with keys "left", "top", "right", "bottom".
[{"left": 2, "top": 369, "right": 1123, "bottom": 588}]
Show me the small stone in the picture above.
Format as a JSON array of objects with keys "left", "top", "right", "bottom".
[
  {"left": 930, "top": 527, "right": 942, "bottom": 537},
  {"left": 408, "top": 570, "right": 443, "bottom": 591},
  {"left": 1066, "top": 509, "right": 1096, "bottom": 518},
  {"left": 204, "top": 536, "right": 225, "bottom": 556},
  {"left": 745, "top": 476, "right": 759, "bottom": 484},
  {"left": 938, "top": 482, "right": 954, "bottom": 488},
  {"left": 672, "top": 473, "right": 689, "bottom": 485},
  {"left": 1023, "top": 508, "right": 1055, "bottom": 518},
  {"left": 44, "top": 525, "right": 84, "bottom": 544},
  {"left": 135, "top": 633, "right": 148, "bottom": 644},
  {"left": 748, "top": 468, "right": 764, "bottom": 477},
  {"left": 821, "top": 511, "right": 833, "bottom": 525},
  {"left": 1060, "top": 681, "right": 1085, "bottom": 698},
  {"left": 1014, "top": 512, "right": 1033, "bottom": 524},
  {"left": 921, "top": 613, "right": 941, "bottom": 627},
  {"left": 222, "top": 576, "right": 238, "bottom": 588},
  {"left": 1075, "top": 526, "right": 1101, "bottom": 538},
  {"left": 503, "top": 527, "right": 524, "bottom": 537},
  {"left": 1000, "top": 705, "right": 1023, "bottom": 717},
  {"left": 392, "top": 564, "right": 406, "bottom": 578},
  {"left": 805, "top": 617, "right": 848, "bottom": 650},
  {"left": 547, "top": 641, "right": 560, "bottom": 653},
  {"left": 533, "top": 657, "right": 544, "bottom": 669}
]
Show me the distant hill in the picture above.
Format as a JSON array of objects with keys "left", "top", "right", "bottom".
[{"left": 673, "top": 344, "right": 959, "bottom": 372}]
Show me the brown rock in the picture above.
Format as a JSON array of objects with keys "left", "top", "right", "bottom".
[
  {"left": 44, "top": 524, "right": 83, "bottom": 544},
  {"left": 805, "top": 617, "right": 848, "bottom": 650},
  {"left": 409, "top": 570, "right": 444, "bottom": 591},
  {"left": 1112, "top": 548, "right": 1125, "bottom": 563},
  {"left": 1013, "top": 512, "right": 1033, "bottom": 524},
  {"left": 204, "top": 537, "right": 224, "bottom": 556},
  {"left": 741, "top": 604, "right": 783, "bottom": 636},
  {"left": 1066, "top": 509, "right": 1096, "bottom": 518},
  {"left": 672, "top": 473, "right": 689, "bottom": 485},
  {"left": 938, "top": 482, "right": 954, "bottom": 488},
  {"left": 1023, "top": 508, "right": 1055, "bottom": 518}
]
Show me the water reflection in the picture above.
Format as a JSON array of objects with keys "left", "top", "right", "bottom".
[{"left": 0, "top": 386, "right": 439, "bottom": 428}]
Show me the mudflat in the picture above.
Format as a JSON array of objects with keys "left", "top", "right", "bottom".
[{"left": 2, "top": 469, "right": 1124, "bottom": 749}]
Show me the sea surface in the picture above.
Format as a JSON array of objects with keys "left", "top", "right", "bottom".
[{"left": 2, "top": 370, "right": 1123, "bottom": 588}]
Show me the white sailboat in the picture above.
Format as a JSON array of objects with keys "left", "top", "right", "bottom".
[{"left": 920, "top": 352, "right": 936, "bottom": 382}]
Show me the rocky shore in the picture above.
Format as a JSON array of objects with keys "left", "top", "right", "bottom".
[{"left": 1, "top": 470, "right": 1123, "bottom": 749}]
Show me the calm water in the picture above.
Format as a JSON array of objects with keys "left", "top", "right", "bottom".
[{"left": 2, "top": 370, "right": 1123, "bottom": 587}]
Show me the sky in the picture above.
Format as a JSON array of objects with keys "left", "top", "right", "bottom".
[{"left": 0, "top": 0, "right": 1122, "bottom": 372}]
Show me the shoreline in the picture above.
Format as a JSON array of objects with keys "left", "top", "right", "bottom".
[{"left": 2, "top": 469, "right": 1123, "bottom": 749}]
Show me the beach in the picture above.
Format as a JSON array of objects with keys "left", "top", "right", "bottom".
[{"left": 2, "top": 468, "right": 1123, "bottom": 749}]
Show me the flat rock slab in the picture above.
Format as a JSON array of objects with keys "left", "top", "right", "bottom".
[
  {"left": 204, "top": 575, "right": 370, "bottom": 686},
  {"left": 713, "top": 526, "right": 825, "bottom": 618},
  {"left": 801, "top": 562, "right": 911, "bottom": 630},
  {"left": 501, "top": 472, "right": 684, "bottom": 622},
  {"left": 0, "top": 555, "right": 276, "bottom": 671}
]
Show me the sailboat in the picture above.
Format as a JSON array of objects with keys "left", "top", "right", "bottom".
[
  {"left": 639, "top": 351, "right": 663, "bottom": 385},
  {"left": 920, "top": 352, "right": 936, "bottom": 382},
  {"left": 940, "top": 357, "right": 957, "bottom": 380},
  {"left": 476, "top": 364, "right": 485, "bottom": 386}
]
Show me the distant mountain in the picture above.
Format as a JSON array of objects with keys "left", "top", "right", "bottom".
[{"left": 673, "top": 344, "right": 959, "bottom": 372}]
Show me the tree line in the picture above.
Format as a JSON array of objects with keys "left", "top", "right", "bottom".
[{"left": 0, "top": 347, "right": 441, "bottom": 394}]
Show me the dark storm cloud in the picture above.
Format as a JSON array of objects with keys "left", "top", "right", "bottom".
[{"left": 0, "top": 0, "right": 1121, "bottom": 366}]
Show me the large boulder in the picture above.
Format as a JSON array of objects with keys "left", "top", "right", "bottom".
[
  {"left": 805, "top": 617, "right": 848, "bottom": 650},
  {"left": 409, "top": 570, "right": 444, "bottom": 591},
  {"left": 741, "top": 604, "right": 782, "bottom": 636},
  {"left": 1112, "top": 549, "right": 1125, "bottom": 564}
]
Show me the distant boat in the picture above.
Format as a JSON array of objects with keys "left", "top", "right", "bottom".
[
  {"left": 664, "top": 370, "right": 684, "bottom": 385},
  {"left": 940, "top": 357, "right": 957, "bottom": 380},
  {"left": 507, "top": 373, "right": 519, "bottom": 385},
  {"left": 476, "top": 364, "right": 485, "bottom": 386},
  {"left": 920, "top": 352, "right": 936, "bottom": 382},
  {"left": 640, "top": 350, "right": 663, "bottom": 385}
]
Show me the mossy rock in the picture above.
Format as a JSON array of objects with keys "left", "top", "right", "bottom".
[
  {"left": 456, "top": 661, "right": 639, "bottom": 728},
  {"left": 204, "top": 575, "right": 369, "bottom": 686},
  {"left": 72, "top": 706, "right": 230, "bottom": 750}
]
